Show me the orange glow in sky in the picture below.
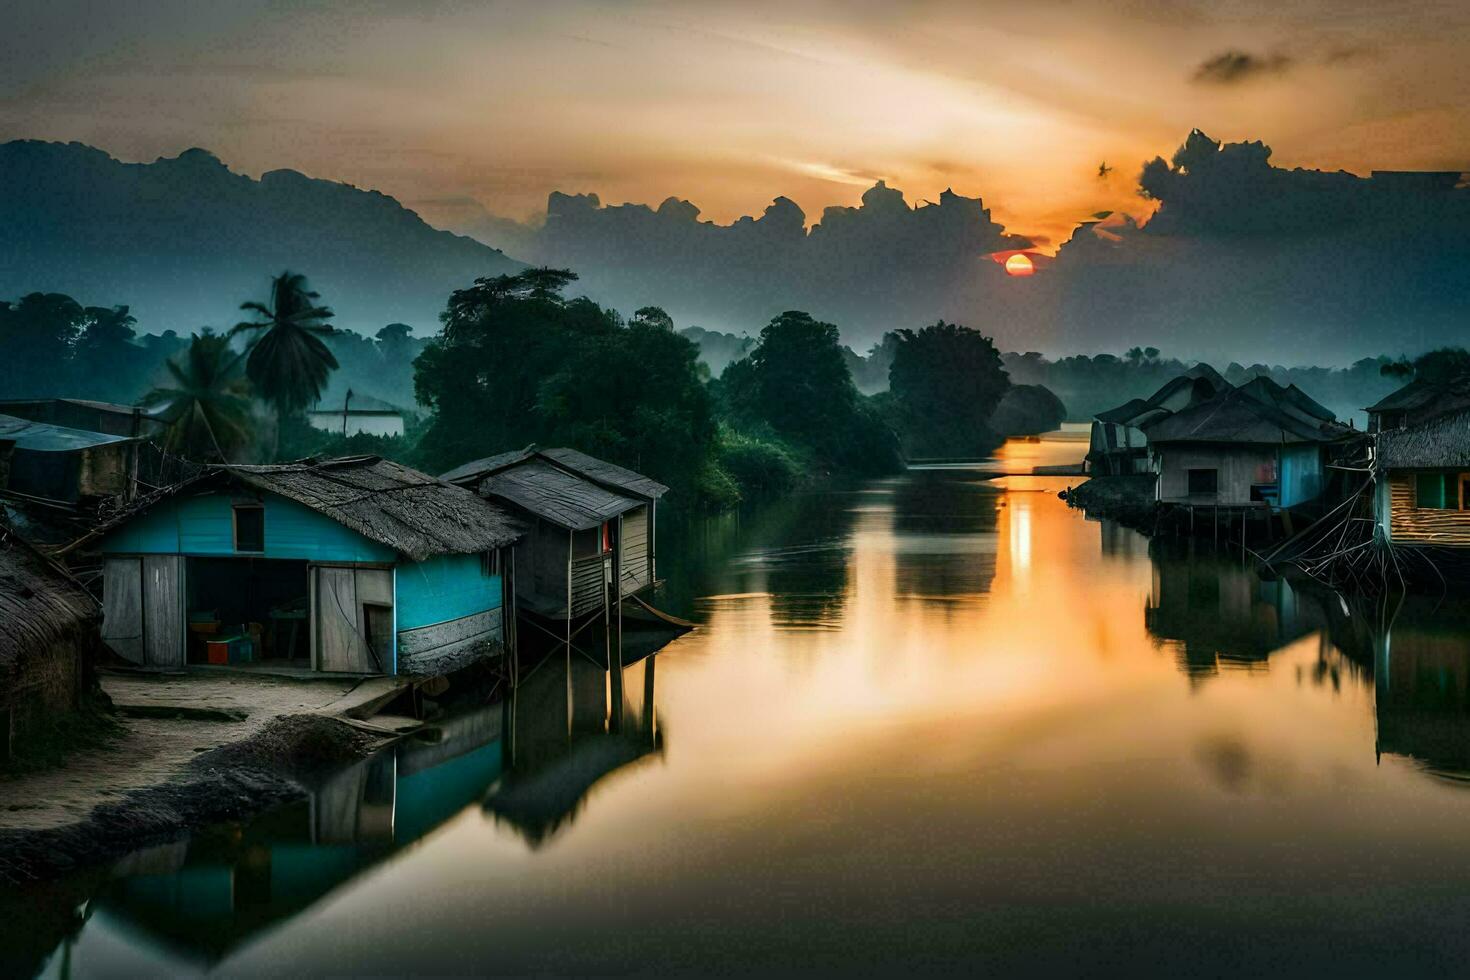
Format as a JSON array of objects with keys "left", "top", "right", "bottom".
[{"left": 1005, "top": 253, "right": 1036, "bottom": 277}]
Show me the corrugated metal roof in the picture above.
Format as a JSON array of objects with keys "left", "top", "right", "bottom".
[
  {"left": 440, "top": 447, "right": 537, "bottom": 486},
  {"left": 478, "top": 459, "right": 641, "bottom": 530},
  {"left": 539, "top": 447, "right": 669, "bottom": 500},
  {"left": 0, "top": 414, "right": 135, "bottom": 452}
]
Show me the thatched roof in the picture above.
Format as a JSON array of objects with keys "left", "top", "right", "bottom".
[
  {"left": 1366, "top": 379, "right": 1470, "bottom": 424},
  {"left": 1377, "top": 408, "right": 1470, "bottom": 469},
  {"left": 0, "top": 524, "right": 97, "bottom": 668},
  {"left": 1144, "top": 386, "right": 1355, "bottom": 446},
  {"left": 478, "top": 459, "right": 641, "bottom": 531},
  {"left": 92, "top": 456, "right": 522, "bottom": 562}
]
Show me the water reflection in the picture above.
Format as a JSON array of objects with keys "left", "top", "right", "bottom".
[
  {"left": 1145, "top": 539, "right": 1337, "bottom": 681},
  {"left": 26, "top": 653, "right": 661, "bottom": 977},
  {"left": 487, "top": 653, "right": 661, "bottom": 847},
  {"left": 1374, "top": 599, "right": 1470, "bottom": 781},
  {"left": 22, "top": 430, "right": 1470, "bottom": 976}
]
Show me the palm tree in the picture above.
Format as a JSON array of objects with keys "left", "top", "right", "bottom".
[
  {"left": 230, "top": 271, "right": 339, "bottom": 445},
  {"left": 143, "top": 332, "right": 255, "bottom": 462}
]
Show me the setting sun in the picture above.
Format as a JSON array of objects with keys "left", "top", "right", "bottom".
[{"left": 1005, "top": 253, "right": 1035, "bottom": 277}]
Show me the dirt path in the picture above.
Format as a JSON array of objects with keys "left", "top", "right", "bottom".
[{"left": 0, "top": 671, "right": 400, "bottom": 832}]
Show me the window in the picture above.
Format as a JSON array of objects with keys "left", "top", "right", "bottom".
[
  {"left": 1416, "top": 473, "right": 1453, "bottom": 509},
  {"left": 233, "top": 504, "right": 264, "bottom": 552},
  {"left": 1187, "top": 468, "right": 1218, "bottom": 496},
  {"left": 480, "top": 550, "right": 501, "bottom": 577}
]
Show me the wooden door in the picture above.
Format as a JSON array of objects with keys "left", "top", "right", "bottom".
[
  {"left": 315, "top": 566, "right": 394, "bottom": 673},
  {"left": 101, "top": 557, "right": 144, "bottom": 664},
  {"left": 142, "top": 555, "right": 184, "bottom": 669}
]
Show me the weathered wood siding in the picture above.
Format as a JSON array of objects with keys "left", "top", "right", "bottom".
[
  {"left": 570, "top": 555, "right": 606, "bottom": 617},
  {"left": 315, "top": 566, "right": 394, "bottom": 673},
  {"left": 101, "top": 557, "right": 144, "bottom": 664},
  {"left": 1387, "top": 472, "right": 1470, "bottom": 546},
  {"left": 620, "top": 505, "right": 651, "bottom": 593},
  {"left": 142, "top": 555, "right": 184, "bottom": 669},
  {"left": 1157, "top": 446, "right": 1278, "bottom": 506}
]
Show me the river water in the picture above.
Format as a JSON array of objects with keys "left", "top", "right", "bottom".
[{"left": 25, "top": 426, "right": 1470, "bottom": 976}]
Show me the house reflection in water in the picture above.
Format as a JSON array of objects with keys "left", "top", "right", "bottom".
[
  {"left": 486, "top": 651, "right": 662, "bottom": 848},
  {"left": 76, "top": 652, "right": 662, "bottom": 969},
  {"left": 1373, "top": 601, "right": 1470, "bottom": 782},
  {"left": 1144, "top": 539, "right": 1333, "bottom": 680}
]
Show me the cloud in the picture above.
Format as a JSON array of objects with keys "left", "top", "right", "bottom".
[{"left": 1192, "top": 50, "right": 1292, "bottom": 85}]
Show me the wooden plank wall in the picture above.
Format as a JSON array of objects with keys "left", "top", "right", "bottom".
[
  {"left": 1389, "top": 473, "right": 1470, "bottom": 546},
  {"left": 620, "top": 506, "right": 651, "bottom": 592}
]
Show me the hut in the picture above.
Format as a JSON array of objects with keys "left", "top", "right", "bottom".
[
  {"left": 89, "top": 456, "right": 522, "bottom": 676},
  {"left": 307, "top": 391, "right": 407, "bottom": 439},
  {"left": 0, "top": 523, "right": 98, "bottom": 761},
  {"left": 0, "top": 413, "right": 141, "bottom": 505},
  {"left": 1373, "top": 406, "right": 1470, "bottom": 551},
  {"left": 442, "top": 448, "right": 667, "bottom": 623},
  {"left": 1143, "top": 378, "right": 1358, "bottom": 513},
  {"left": 1087, "top": 365, "right": 1227, "bottom": 476},
  {"left": 1365, "top": 379, "right": 1470, "bottom": 434}
]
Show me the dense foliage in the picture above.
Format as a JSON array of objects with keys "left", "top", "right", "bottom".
[
  {"left": 883, "top": 321, "right": 1009, "bottom": 458},
  {"left": 717, "top": 311, "right": 902, "bottom": 477},
  {"left": 413, "top": 269, "right": 717, "bottom": 496}
]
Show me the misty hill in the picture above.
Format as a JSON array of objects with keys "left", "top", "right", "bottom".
[{"left": 0, "top": 141, "right": 522, "bottom": 334}]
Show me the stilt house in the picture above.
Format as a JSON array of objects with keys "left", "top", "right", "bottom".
[
  {"left": 92, "top": 456, "right": 523, "bottom": 676},
  {"left": 441, "top": 448, "right": 667, "bottom": 622},
  {"left": 1373, "top": 406, "right": 1470, "bottom": 550},
  {"left": 1088, "top": 365, "right": 1227, "bottom": 476},
  {"left": 1142, "top": 378, "right": 1358, "bottom": 511}
]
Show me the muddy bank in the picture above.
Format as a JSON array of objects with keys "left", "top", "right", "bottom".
[
  {"left": 1063, "top": 475, "right": 1159, "bottom": 533},
  {"left": 0, "top": 714, "right": 385, "bottom": 885}
]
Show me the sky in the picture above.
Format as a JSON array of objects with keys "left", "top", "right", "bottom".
[{"left": 3, "top": 0, "right": 1469, "bottom": 249}]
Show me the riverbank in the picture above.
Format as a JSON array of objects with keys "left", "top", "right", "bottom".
[
  {"left": 0, "top": 671, "right": 417, "bottom": 883},
  {"left": 1063, "top": 474, "right": 1159, "bottom": 533}
]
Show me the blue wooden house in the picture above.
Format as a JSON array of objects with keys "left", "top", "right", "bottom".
[{"left": 94, "top": 456, "right": 523, "bottom": 676}]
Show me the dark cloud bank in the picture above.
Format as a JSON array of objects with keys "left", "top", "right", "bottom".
[
  {"left": 485, "top": 130, "right": 1468, "bottom": 364},
  {"left": 1, "top": 132, "right": 1465, "bottom": 365}
]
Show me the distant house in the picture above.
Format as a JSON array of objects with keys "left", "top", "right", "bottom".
[
  {"left": 1373, "top": 406, "right": 1470, "bottom": 550},
  {"left": 93, "top": 456, "right": 522, "bottom": 676},
  {"left": 1087, "top": 365, "right": 1227, "bottom": 476},
  {"left": 307, "top": 392, "right": 406, "bottom": 439},
  {"left": 1, "top": 524, "right": 98, "bottom": 761},
  {"left": 0, "top": 413, "right": 142, "bottom": 504},
  {"left": 1364, "top": 379, "right": 1470, "bottom": 434},
  {"left": 442, "top": 448, "right": 667, "bottom": 624},
  {"left": 1142, "top": 377, "right": 1358, "bottom": 510}
]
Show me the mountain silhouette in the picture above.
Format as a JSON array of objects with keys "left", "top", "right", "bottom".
[{"left": 0, "top": 141, "right": 522, "bottom": 333}]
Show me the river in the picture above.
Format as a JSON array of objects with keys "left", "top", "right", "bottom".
[{"left": 23, "top": 426, "right": 1470, "bottom": 976}]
